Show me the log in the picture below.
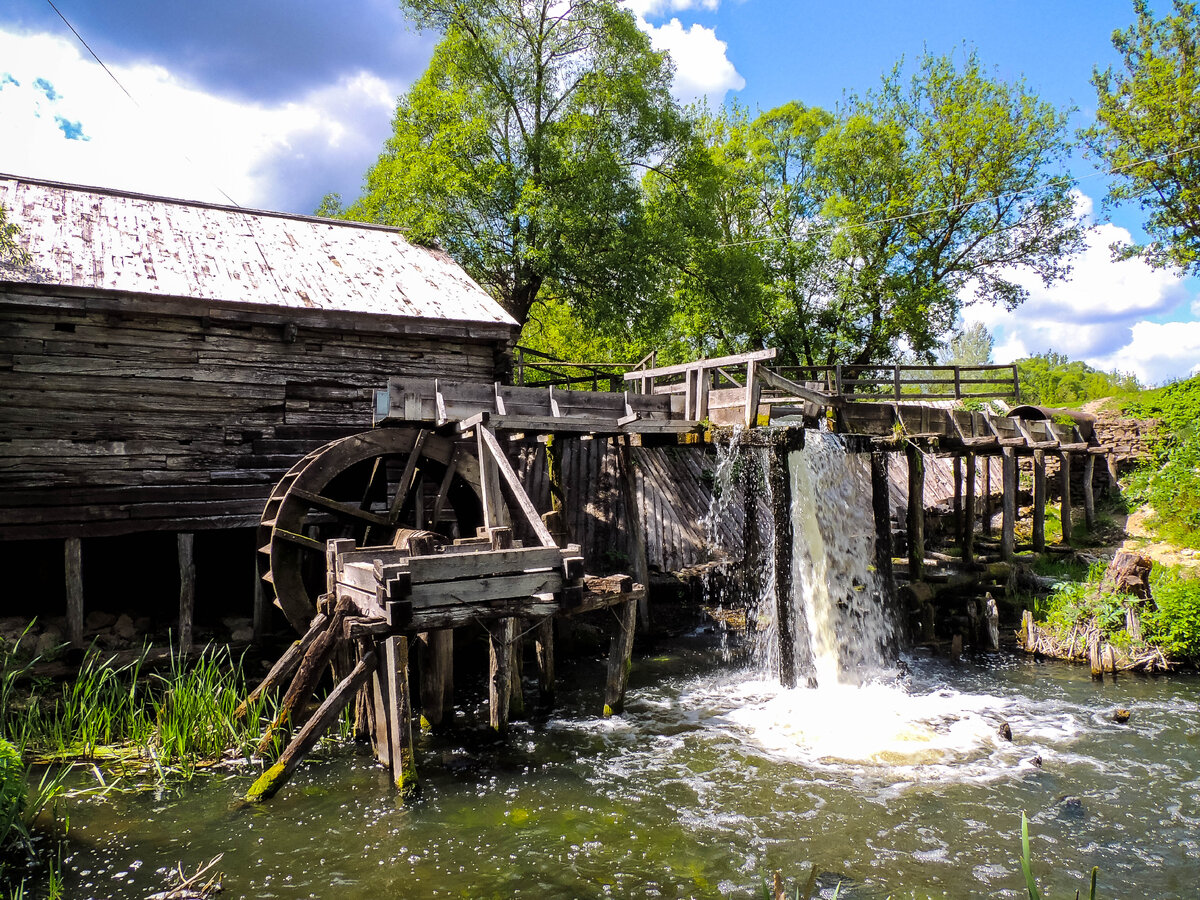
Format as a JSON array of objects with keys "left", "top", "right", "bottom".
[
  {"left": 65, "top": 536, "right": 83, "bottom": 647},
  {"left": 602, "top": 598, "right": 638, "bottom": 716},
  {"left": 1102, "top": 551, "right": 1153, "bottom": 600},
  {"left": 245, "top": 649, "right": 376, "bottom": 802},
  {"left": 985, "top": 594, "right": 1000, "bottom": 651},
  {"left": 235, "top": 612, "right": 329, "bottom": 719}
]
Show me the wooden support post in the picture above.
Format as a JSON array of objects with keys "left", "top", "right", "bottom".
[
  {"left": 905, "top": 443, "right": 925, "bottom": 582},
  {"left": 509, "top": 627, "right": 525, "bottom": 719},
  {"left": 1060, "top": 451, "right": 1074, "bottom": 545},
  {"left": 1083, "top": 454, "right": 1096, "bottom": 533},
  {"left": 964, "top": 454, "right": 977, "bottom": 566},
  {"left": 245, "top": 649, "right": 377, "bottom": 803},
  {"left": 952, "top": 456, "right": 963, "bottom": 548},
  {"left": 236, "top": 612, "right": 329, "bottom": 719},
  {"left": 1001, "top": 448, "right": 1016, "bottom": 561},
  {"left": 370, "top": 645, "right": 392, "bottom": 769},
  {"left": 486, "top": 618, "right": 514, "bottom": 733},
  {"left": 417, "top": 630, "right": 454, "bottom": 731},
  {"left": 616, "top": 435, "right": 650, "bottom": 632},
  {"left": 477, "top": 427, "right": 508, "bottom": 530},
  {"left": 983, "top": 458, "right": 994, "bottom": 535},
  {"left": 65, "top": 537, "right": 83, "bottom": 647},
  {"left": 385, "top": 635, "right": 417, "bottom": 797},
  {"left": 178, "top": 532, "right": 195, "bottom": 652},
  {"left": 602, "top": 598, "right": 638, "bottom": 716},
  {"left": 1106, "top": 451, "right": 1120, "bottom": 488},
  {"left": 870, "top": 451, "right": 894, "bottom": 592},
  {"left": 535, "top": 618, "right": 555, "bottom": 704},
  {"left": 1032, "top": 449, "right": 1047, "bottom": 553},
  {"left": 546, "top": 434, "right": 566, "bottom": 515},
  {"left": 252, "top": 557, "right": 268, "bottom": 645},
  {"left": 744, "top": 359, "right": 761, "bottom": 428},
  {"left": 769, "top": 436, "right": 802, "bottom": 687}
]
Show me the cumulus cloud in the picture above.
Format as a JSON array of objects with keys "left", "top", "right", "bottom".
[
  {"left": 962, "top": 192, "right": 1199, "bottom": 383},
  {"left": 0, "top": 27, "right": 396, "bottom": 213},
  {"left": 639, "top": 17, "right": 744, "bottom": 107}
]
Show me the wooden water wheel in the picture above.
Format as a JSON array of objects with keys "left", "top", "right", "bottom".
[{"left": 258, "top": 428, "right": 485, "bottom": 631}]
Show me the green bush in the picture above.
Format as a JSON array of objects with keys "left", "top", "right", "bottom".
[
  {"left": 1143, "top": 565, "right": 1200, "bottom": 661},
  {"left": 0, "top": 739, "right": 24, "bottom": 840}
]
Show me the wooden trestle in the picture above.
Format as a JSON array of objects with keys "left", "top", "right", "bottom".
[{"left": 245, "top": 351, "right": 1114, "bottom": 802}]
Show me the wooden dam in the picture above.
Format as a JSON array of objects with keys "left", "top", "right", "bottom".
[{"left": 243, "top": 349, "right": 1117, "bottom": 801}]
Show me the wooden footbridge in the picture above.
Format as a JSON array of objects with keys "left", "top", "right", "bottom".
[{"left": 245, "top": 348, "right": 1117, "bottom": 801}]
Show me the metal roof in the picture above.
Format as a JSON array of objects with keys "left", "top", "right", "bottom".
[{"left": 0, "top": 174, "right": 517, "bottom": 329}]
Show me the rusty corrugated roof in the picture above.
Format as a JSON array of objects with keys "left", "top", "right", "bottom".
[{"left": 0, "top": 174, "right": 517, "bottom": 328}]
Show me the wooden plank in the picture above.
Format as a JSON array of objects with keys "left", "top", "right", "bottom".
[
  {"left": 408, "top": 571, "right": 561, "bottom": 607},
  {"left": 405, "top": 546, "right": 564, "bottom": 582}
]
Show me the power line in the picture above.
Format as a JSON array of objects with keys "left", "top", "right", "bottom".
[{"left": 712, "top": 141, "right": 1200, "bottom": 250}]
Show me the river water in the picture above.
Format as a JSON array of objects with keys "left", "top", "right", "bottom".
[{"left": 56, "top": 432, "right": 1200, "bottom": 899}]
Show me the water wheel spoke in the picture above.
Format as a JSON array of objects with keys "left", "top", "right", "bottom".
[
  {"left": 289, "top": 487, "right": 392, "bottom": 526},
  {"left": 274, "top": 528, "right": 327, "bottom": 552}
]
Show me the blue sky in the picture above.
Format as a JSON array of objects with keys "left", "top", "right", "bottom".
[{"left": 1, "top": 0, "right": 1197, "bottom": 381}]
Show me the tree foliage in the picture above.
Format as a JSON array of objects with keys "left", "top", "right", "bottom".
[
  {"left": 648, "top": 50, "right": 1085, "bottom": 367},
  {"left": 1085, "top": 0, "right": 1200, "bottom": 275},
  {"left": 937, "top": 321, "right": 994, "bottom": 366},
  {"left": 352, "top": 0, "right": 691, "bottom": 329},
  {"left": 0, "top": 204, "right": 30, "bottom": 270},
  {"left": 1015, "top": 351, "right": 1140, "bottom": 406}
]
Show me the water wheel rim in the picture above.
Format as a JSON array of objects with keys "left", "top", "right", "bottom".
[{"left": 259, "top": 428, "right": 483, "bottom": 632}]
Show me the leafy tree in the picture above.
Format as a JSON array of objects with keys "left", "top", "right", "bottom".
[
  {"left": 814, "top": 50, "right": 1086, "bottom": 365},
  {"left": 1084, "top": 1, "right": 1200, "bottom": 275},
  {"left": 352, "top": 0, "right": 691, "bottom": 330},
  {"left": 937, "top": 321, "right": 995, "bottom": 366},
  {"left": 0, "top": 203, "right": 30, "bottom": 269},
  {"left": 650, "top": 50, "right": 1085, "bottom": 368}
]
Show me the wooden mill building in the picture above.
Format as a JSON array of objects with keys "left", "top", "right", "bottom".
[{"left": 0, "top": 174, "right": 518, "bottom": 643}]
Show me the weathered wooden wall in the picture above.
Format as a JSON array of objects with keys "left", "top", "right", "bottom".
[{"left": 0, "top": 292, "right": 508, "bottom": 540}]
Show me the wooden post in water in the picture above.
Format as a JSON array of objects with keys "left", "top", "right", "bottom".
[
  {"left": 1032, "top": 449, "right": 1047, "bottom": 553},
  {"left": 178, "top": 532, "right": 195, "bottom": 652},
  {"left": 535, "top": 618, "right": 555, "bottom": 704},
  {"left": 1083, "top": 454, "right": 1096, "bottom": 533},
  {"left": 385, "top": 635, "right": 418, "bottom": 797},
  {"left": 616, "top": 435, "right": 650, "bottom": 632},
  {"left": 602, "top": 597, "right": 638, "bottom": 716},
  {"left": 1060, "top": 451, "right": 1074, "bottom": 545},
  {"left": 963, "top": 454, "right": 977, "bottom": 565},
  {"left": 769, "top": 435, "right": 799, "bottom": 687},
  {"left": 252, "top": 554, "right": 268, "bottom": 645},
  {"left": 65, "top": 537, "right": 83, "bottom": 647},
  {"left": 869, "top": 451, "right": 894, "bottom": 590},
  {"left": 1001, "top": 449, "right": 1016, "bottom": 561},
  {"left": 905, "top": 443, "right": 925, "bottom": 582},
  {"left": 486, "top": 618, "right": 513, "bottom": 733},
  {"left": 417, "top": 630, "right": 454, "bottom": 730}
]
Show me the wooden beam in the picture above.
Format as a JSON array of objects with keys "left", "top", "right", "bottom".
[
  {"left": 478, "top": 424, "right": 556, "bottom": 548},
  {"left": 602, "top": 599, "right": 638, "bottom": 716},
  {"left": 1083, "top": 454, "right": 1096, "bottom": 533},
  {"left": 623, "top": 348, "right": 778, "bottom": 381},
  {"left": 964, "top": 453, "right": 976, "bottom": 566},
  {"left": 65, "top": 536, "right": 83, "bottom": 647},
  {"left": 906, "top": 444, "right": 925, "bottom": 582},
  {"left": 744, "top": 359, "right": 762, "bottom": 428},
  {"left": 1060, "top": 451, "right": 1074, "bottom": 545},
  {"left": 1001, "top": 449, "right": 1016, "bottom": 561},
  {"left": 235, "top": 612, "right": 329, "bottom": 719},
  {"left": 756, "top": 366, "right": 842, "bottom": 410},
  {"left": 1032, "top": 449, "right": 1047, "bottom": 553},
  {"left": 178, "top": 532, "right": 195, "bottom": 652}
]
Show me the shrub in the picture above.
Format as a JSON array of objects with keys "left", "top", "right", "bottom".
[{"left": 1143, "top": 566, "right": 1200, "bottom": 661}]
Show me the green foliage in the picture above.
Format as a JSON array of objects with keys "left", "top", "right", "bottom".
[
  {"left": 938, "top": 321, "right": 994, "bottom": 366},
  {"left": 1015, "top": 351, "right": 1141, "bottom": 407},
  {"left": 0, "top": 204, "right": 30, "bottom": 269},
  {"left": 1084, "top": 1, "right": 1200, "bottom": 275},
  {"left": 0, "top": 741, "right": 23, "bottom": 846},
  {"left": 1121, "top": 375, "right": 1200, "bottom": 548},
  {"left": 352, "top": 0, "right": 691, "bottom": 329},
  {"left": 1143, "top": 565, "right": 1200, "bottom": 660},
  {"left": 651, "top": 49, "right": 1084, "bottom": 367}
]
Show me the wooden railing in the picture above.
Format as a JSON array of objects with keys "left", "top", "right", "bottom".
[
  {"left": 513, "top": 346, "right": 643, "bottom": 391},
  {"left": 770, "top": 364, "right": 1020, "bottom": 402}
]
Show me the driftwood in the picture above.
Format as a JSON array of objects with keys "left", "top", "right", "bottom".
[
  {"left": 1018, "top": 609, "right": 1169, "bottom": 672},
  {"left": 234, "top": 612, "right": 329, "bottom": 720},
  {"left": 1102, "top": 551, "right": 1153, "bottom": 600},
  {"left": 147, "top": 854, "right": 224, "bottom": 899}
]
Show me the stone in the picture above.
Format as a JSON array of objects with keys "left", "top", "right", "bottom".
[
  {"left": 1113, "top": 708, "right": 1131, "bottom": 724},
  {"left": 114, "top": 614, "right": 137, "bottom": 641},
  {"left": 34, "top": 632, "right": 63, "bottom": 659},
  {"left": 0, "top": 617, "right": 30, "bottom": 642},
  {"left": 998, "top": 722, "right": 1013, "bottom": 741},
  {"left": 230, "top": 626, "right": 255, "bottom": 643},
  {"left": 85, "top": 611, "right": 117, "bottom": 631}
]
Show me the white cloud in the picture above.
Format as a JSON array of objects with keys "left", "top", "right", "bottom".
[
  {"left": 638, "top": 17, "right": 744, "bottom": 107},
  {"left": 0, "top": 27, "right": 397, "bottom": 212},
  {"left": 962, "top": 194, "right": 1198, "bottom": 382}
]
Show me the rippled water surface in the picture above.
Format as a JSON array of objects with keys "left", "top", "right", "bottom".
[{"left": 58, "top": 647, "right": 1200, "bottom": 899}]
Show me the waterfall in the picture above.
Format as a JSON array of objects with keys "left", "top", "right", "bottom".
[{"left": 709, "top": 427, "right": 897, "bottom": 687}]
